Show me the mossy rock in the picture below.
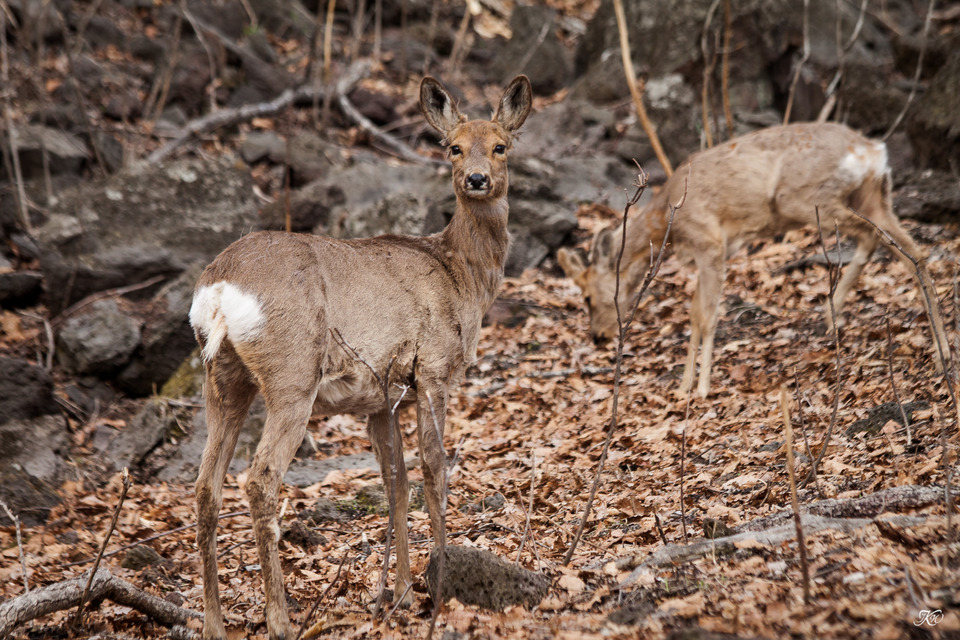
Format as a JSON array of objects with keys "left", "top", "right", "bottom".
[{"left": 160, "top": 348, "right": 204, "bottom": 399}]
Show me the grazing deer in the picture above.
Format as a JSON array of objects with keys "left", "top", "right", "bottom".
[
  {"left": 559, "top": 122, "right": 949, "bottom": 398},
  {"left": 189, "top": 75, "right": 532, "bottom": 640}
]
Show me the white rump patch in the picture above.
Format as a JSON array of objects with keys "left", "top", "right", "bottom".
[
  {"left": 190, "top": 282, "right": 265, "bottom": 362},
  {"left": 839, "top": 142, "right": 888, "bottom": 184}
]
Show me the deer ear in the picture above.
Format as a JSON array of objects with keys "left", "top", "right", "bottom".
[
  {"left": 420, "top": 77, "right": 464, "bottom": 135},
  {"left": 495, "top": 75, "right": 532, "bottom": 132},
  {"left": 591, "top": 227, "right": 619, "bottom": 269},
  {"left": 557, "top": 247, "right": 586, "bottom": 279}
]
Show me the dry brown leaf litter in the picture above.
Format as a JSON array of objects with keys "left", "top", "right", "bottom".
[{"left": 2, "top": 210, "right": 960, "bottom": 639}]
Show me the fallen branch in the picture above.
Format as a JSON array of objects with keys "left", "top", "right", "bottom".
[
  {"left": 738, "top": 483, "right": 948, "bottom": 532},
  {"left": 0, "top": 568, "right": 202, "bottom": 637},
  {"left": 147, "top": 61, "right": 370, "bottom": 164},
  {"left": 617, "top": 513, "right": 929, "bottom": 586}
]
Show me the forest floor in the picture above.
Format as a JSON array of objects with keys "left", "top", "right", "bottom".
[{"left": 2, "top": 203, "right": 959, "bottom": 639}]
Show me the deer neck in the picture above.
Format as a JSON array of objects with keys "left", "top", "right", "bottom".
[{"left": 440, "top": 195, "right": 511, "bottom": 313}]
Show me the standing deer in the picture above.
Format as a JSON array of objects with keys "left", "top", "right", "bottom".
[
  {"left": 558, "top": 122, "right": 950, "bottom": 398},
  {"left": 189, "top": 75, "right": 532, "bottom": 640}
]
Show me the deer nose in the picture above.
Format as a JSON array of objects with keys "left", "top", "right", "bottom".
[{"left": 466, "top": 173, "right": 489, "bottom": 190}]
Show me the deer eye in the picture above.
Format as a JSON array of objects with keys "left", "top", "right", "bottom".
[
  {"left": 494, "top": 144, "right": 506, "bottom": 155},
  {"left": 450, "top": 145, "right": 462, "bottom": 156}
]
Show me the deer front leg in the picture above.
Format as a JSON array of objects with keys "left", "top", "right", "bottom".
[
  {"left": 368, "top": 410, "right": 413, "bottom": 606},
  {"left": 415, "top": 382, "right": 449, "bottom": 561},
  {"left": 196, "top": 366, "right": 256, "bottom": 640},
  {"left": 245, "top": 394, "right": 313, "bottom": 640}
]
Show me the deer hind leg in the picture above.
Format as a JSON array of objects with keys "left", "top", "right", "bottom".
[
  {"left": 680, "top": 252, "right": 725, "bottom": 397},
  {"left": 196, "top": 352, "right": 257, "bottom": 640},
  {"left": 246, "top": 386, "right": 315, "bottom": 640},
  {"left": 827, "top": 232, "right": 878, "bottom": 331},
  {"left": 874, "top": 219, "right": 950, "bottom": 372},
  {"left": 416, "top": 383, "right": 449, "bottom": 557},
  {"left": 368, "top": 409, "right": 413, "bottom": 606}
]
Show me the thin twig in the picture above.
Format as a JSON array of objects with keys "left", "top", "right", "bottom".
[
  {"left": 563, "top": 169, "right": 681, "bottom": 565},
  {"left": 0, "top": 5, "right": 31, "bottom": 234},
  {"left": 781, "top": 384, "right": 810, "bottom": 604},
  {"left": 612, "top": 0, "right": 673, "bottom": 176},
  {"left": 73, "top": 468, "right": 132, "bottom": 630},
  {"left": 700, "top": 0, "right": 722, "bottom": 148},
  {"left": 803, "top": 211, "right": 844, "bottom": 486},
  {"left": 329, "top": 329, "right": 400, "bottom": 619},
  {"left": 515, "top": 453, "right": 537, "bottom": 562},
  {"left": 52, "top": 275, "right": 166, "bottom": 326},
  {"left": 63, "top": 510, "right": 249, "bottom": 568},
  {"left": 0, "top": 500, "right": 28, "bottom": 593},
  {"left": 783, "top": 0, "right": 810, "bottom": 124},
  {"left": 181, "top": 2, "right": 218, "bottom": 114},
  {"left": 295, "top": 554, "right": 348, "bottom": 640},
  {"left": 885, "top": 313, "right": 912, "bottom": 445},
  {"left": 679, "top": 395, "right": 692, "bottom": 543},
  {"left": 720, "top": 0, "right": 733, "bottom": 137},
  {"left": 884, "top": 0, "right": 937, "bottom": 140}
]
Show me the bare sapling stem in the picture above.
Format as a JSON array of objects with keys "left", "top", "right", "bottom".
[
  {"left": 884, "top": 0, "right": 937, "bottom": 140},
  {"left": 0, "top": 499, "right": 28, "bottom": 593},
  {"left": 612, "top": 0, "right": 673, "bottom": 176},
  {"left": 803, "top": 211, "right": 844, "bottom": 487},
  {"left": 73, "top": 468, "right": 132, "bottom": 630},
  {"left": 295, "top": 554, "right": 348, "bottom": 640},
  {"left": 783, "top": 0, "right": 810, "bottom": 124},
  {"left": 885, "top": 312, "right": 913, "bottom": 445},
  {"left": 563, "top": 169, "right": 682, "bottom": 565},
  {"left": 780, "top": 384, "right": 811, "bottom": 604}
]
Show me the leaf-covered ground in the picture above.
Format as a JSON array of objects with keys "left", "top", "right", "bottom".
[{"left": 3, "top": 204, "right": 959, "bottom": 639}]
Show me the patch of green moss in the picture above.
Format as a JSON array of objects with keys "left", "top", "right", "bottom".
[{"left": 160, "top": 348, "right": 205, "bottom": 399}]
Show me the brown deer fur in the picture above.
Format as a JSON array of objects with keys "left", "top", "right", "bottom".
[
  {"left": 189, "top": 75, "right": 532, "bottom": 640},
  {"left": 559, "top": 122, "right": 950, "bottom": 397}
]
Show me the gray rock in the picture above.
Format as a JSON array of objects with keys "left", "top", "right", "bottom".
[
  {"left": 100, "top": 399, "right": 187, "bottom": 472},
  {"left": 3, "top": 124, "right": 89, "bottom": 180},
  {"left": 240, "top": 131, "right": 286, "bottom": 165},
  {"left": 0, "top": 414, "right": 68, "bottom": 526},
  {"left": 426, "top": 545, "right": 550, "bottom": 611},
  {"left": 56, "top": 299, "right": 141, "bottom": 376},
  {"left": 284, "top": 453, "right": 379, "bottom": 488},
  {"left": 490, "top": 5, "right": 573, "bottom": 95},
  {"left": 0, "top": 270, "right": 43, "bottom": 309},
  {"left": 34, "top": 156, "right": 257, "bottom": 313},
  {"left": 908, "top": 50, "right": 960, "bottom": 172},
  {"left": 0, "top": 357, "right": 58, "bottom": 425},
  {"left": 116, "top": 264, "right": 203, "bottom": 396}
]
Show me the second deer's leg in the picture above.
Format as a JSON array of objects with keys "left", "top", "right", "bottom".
[
  {"left": 679, "top": 286, "right": 704, "bottom": 396},
  {"left": 369, "top": 410, "right": 413, "bottom": 605},
  {"left": 827, "top": 232, "right": 878, "bottom": 331},
  {"left": 246, "top": 389, "right": 315, "bottom": 640},
  {"left": 196, "top": 357, "right": 257, "bottom": 640},
  {"left": 693, "top": 253, "right": 726, "bottom": 397}
]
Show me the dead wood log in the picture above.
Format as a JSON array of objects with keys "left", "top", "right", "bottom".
[
  {"left": 146, "top": 61, "right": 369, "bottom": 164},
  {"left": 737, "top": 483, "right": 947, "bottom": 532},
  {"left": 610, "top": 484, "right": 946, "bottom": 587},
  {"left": 0, "top": 568, "right": 202, "bottom": 638},
  {"left": 617, "top": 514, "right": 928, "bottom": 587}
]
